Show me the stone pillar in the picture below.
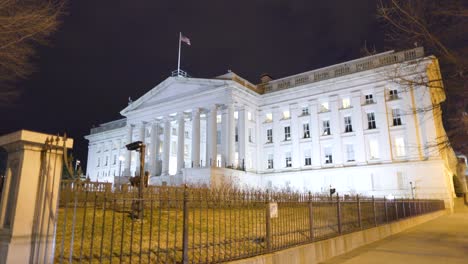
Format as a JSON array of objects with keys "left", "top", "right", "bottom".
[
  {"left": 161, "top": 118, "right": 171, "bottom": 176},
  {"left": 309, "top": 100, "right": 321, "bottom": 168},
  {"left": 0, "top": 130, "right": 73, "bottom": 264},
  {"left": 330, "top": 95, "right": 343, "bottom": 165},
  {"left": 238, "top": 106, "right": 247, "bottom": 169},
  {"left": 207, "top": 105, "right": 218, "bottom": 167},
  {"left": 191, "top": 108, "right": 201, "bottom": 167},
  {"left": 124, "top": 124, "right": 133, "bottom": 175},
  {"left": 290, "top": 103, "right": 300, "bottom": 168},
  {"left": 375, "top": 87, "right": 392, "bottom": 162},
  {"left": 272, "top": 107, "right": 282, "bottom": 170},
  {"left": 176, "top": 112, "right": 185, "bottom": 173},
  {"left": 352, "top": 91, "right": 366, "bottom": 164},
  {"left": 150, "top": 121, "right": 160, "bottom": 176},
  {"left": 227, "top": 104, "right": 235, "bottom": 167}
]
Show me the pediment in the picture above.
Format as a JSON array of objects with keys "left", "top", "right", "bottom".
[{"left": 120, "top": 77, "right": 229, "bottom": 115}]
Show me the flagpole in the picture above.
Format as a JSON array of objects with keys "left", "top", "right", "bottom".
[{"left": 177, "top": 32, "right": 181, "bottom": 75}]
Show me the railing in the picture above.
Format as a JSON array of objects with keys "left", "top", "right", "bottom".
[
  {"left": 90, "top": 118, "right": 127, "bottom": 134},
  {"left": 172, "top": 69, "right": 190, "bottom": 78},
  {"left": 263, "top": 47, "right": 425, "bottom": 93},
  {"left": 55, "top": 185, "right": 444, "bottom": 263}
]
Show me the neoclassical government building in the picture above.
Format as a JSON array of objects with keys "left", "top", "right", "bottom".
[{"left": 85, "top": 47, "right": 457, "bottom": 206}]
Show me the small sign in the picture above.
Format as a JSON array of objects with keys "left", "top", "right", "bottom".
[{"left": 269, "top": 203, "right": 278, "bottom": 218}]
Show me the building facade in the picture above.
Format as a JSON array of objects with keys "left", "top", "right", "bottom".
[{"left": 85, "top": 47, "right": 457, "bottom": 206}]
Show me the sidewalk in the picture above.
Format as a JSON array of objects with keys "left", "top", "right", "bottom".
[{"left": 320, "top": 199, "right": 468, "bottom": 264}]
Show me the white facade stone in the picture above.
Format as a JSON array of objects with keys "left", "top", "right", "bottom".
[{"left": 85, "top": 47, "right": 458, "bottom": 207}]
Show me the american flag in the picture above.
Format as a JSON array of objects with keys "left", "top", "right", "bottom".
[{"left": 180, "top": 34, "right": 191, "bottom": 46}]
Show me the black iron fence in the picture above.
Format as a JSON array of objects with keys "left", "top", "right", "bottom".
[{"left": 55, "top": 181, "right": 445, "bottom": 263}]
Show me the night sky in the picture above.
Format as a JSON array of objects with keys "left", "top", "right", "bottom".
[{"left": 0, "top": 0, "right": 384, "bottom": 169}]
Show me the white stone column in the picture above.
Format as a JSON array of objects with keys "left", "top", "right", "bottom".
[
  {"left": 227, "top": 103, "right": 235, "bottom": 167},
  {"left": 272, "top": 107, "right": 282, "bottom": 170},
  {"left": 176, "top": 112, "right": 185, "bottom": 173},
  {"left": 290, "top": 103, "right": 300, "bottom": 168},
  {"left": 238, "top": 106, "right": 247, "bottom": 169},
  {"left": 161, "top": 118, "right": 171, "bottom": 176},
  {"left": 330, "top": 96, "right": 343, "bottom": 165},
  {"left": 309, "top": 100, "right": 321, "bottom": 168},
  {"left": 124, "top": 124, "right": 133, "bottom": 175},
  {"left": 207, "top": 105, "right": 218, "bottom": 167},
  {"left": 191, "top": 108, "right": 201, "bottom": 168},
  {"left": 150, "top": 121, "right": 160, "bottom": 176},
  {"left": 375, "top": 87, "right": 392, "bottom": 162},
  {"left": 352, "top": 91, "right": 366, "bottom": 164},
  {"left": 221, "top": 106, "right": 228, "bottom": 167}
]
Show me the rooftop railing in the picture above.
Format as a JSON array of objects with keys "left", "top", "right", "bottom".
[
  {"left": 90, "top": 118, "right": 127, "bottom": 134},
  {"left": 263, "top": 47, "right": 425, "bottom": 93}
]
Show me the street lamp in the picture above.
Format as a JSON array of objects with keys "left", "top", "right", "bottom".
[{"left": 126, "top": 141, "right": 146, "bottom": 219}]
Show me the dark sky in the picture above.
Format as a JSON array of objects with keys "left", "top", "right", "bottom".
[{"left": 0, "top": 0, "right": 384, "bottom": 169}]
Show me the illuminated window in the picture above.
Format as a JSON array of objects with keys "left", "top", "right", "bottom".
[
  {"left": 265, "top": 113, "right": 273, "bottom": 122},
  {"left": 247, "top": 111, "right": 252, "bottom": 121},
  {"left": 303, "top": 123, "right": 310, "bottom": 138},
  {"left": 342, "top": 98, "right": 351, "bottom": 108},
  {"left": 320, "top": 102, "right": 329, "bottom": 112},
  {"left": 344, "top": 116, "right": 353, "bottom": 133},
  {"left": 285, "top": 152, "right": 292, "bottom": 167},
  {"left": 322, "top": 120, "right": 331, "bottom": 135},
  {"left": 283, "top": 110, "right": 290, "bottom": 119},
  {"left": 369, "top": 140, "right": 379, "bottom": 159},
  {"left": 234, "top": 111, "right": 239, "bottom": 120},
  {"left": 266, "top": 129, "right": 273, "bottom": 143},
  {"left": 324, "top": 147, "right": 333, "bottom": 164},
  {"left": 346, "top": 144, "right": 355, "bottom": 162},
  {"left": 217, "top": 114, "right": 221, "bottom": 123},
  {"left": 395, "top": 137, "right": 406, "bottom": 157},
  {"left": 267, "top": 154, "right": 274, "bottom": 169},
  {"left": 367, "top": 112, "right": 376, "bottom": 129},
  {"left": 392, "top": 108, "right": 402, "bottom": 126},
  {"left": 284, "top": 126, "right": 291, "bottom": 141},
  {"left": 304, "top": 150, "right": 311, "bottom": 166}
]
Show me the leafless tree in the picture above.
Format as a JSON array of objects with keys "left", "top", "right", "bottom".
[
  {"left": 0, "top": 0, "right": 65, "bottom": 106},
  {"left": 376, "top": 0, "right": 468, "bottom": 154}
]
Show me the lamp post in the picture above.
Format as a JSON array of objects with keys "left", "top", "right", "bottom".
[{"left": 126, "top": 141, "right": 146, "bottom": 219}]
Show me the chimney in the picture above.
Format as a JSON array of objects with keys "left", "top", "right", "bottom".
[{"left": 260, "top": 73, "right": 273, "bottom": 84}]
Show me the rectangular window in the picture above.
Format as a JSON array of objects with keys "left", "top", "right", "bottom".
[
  {"left": 303, "top": 123, "right": 310, "bottom": 138},
  {"left": 283, "top": 110, "right": 290, "bottom": 119},
  {"left": 172, "top": 127, "right": 177, "bottom": 136},
  {"left": 392, "top": 108, "right": 402, "bottom": 126},
  {"left": 322, "top": 120, "right": 331, "bottom": 135},
  {"left": 265, "top": 113, "right": 273, "bottom": 122},
  {"left": 97, "top": 158, "right": 100, "bottom": 167},
  {"left": 267, "top": 154, "right": 274, "bottom": 169},
  {"left": 185, "top": 131, "right": 190, "bottom": 138},
  {"left": 113, "top": 155, "right": 117, "bottom": 165},
  {"left": 284, "top": 126, "right": 291, "bottom": 141},
  {"left": 324, "top": 147, "right": 333, "bottom": 164},
  {"left": 342, "top": 98, "right": 351, "bottom": 108},
  {"left": 216, "top": 114, "right": 222, "bottom": 123},
  {"left": 369, "top": 139, "right": 379, "bottom": 159},
  {"left": 285, "top": 152, "right": 292, "bottom": 167},
  {"left": 234, "top": 111, "right": 239, "bottom": 120},
  {"left": 367, "top": 112, "right": 376, "bottom": 129},
  {"left": 304, "top": 150, "right": 311, "bottom": 166},
  {"left": 105, "top": 156, "right": 108, "bottom": 166},
  {"left": 266, "top": 129, "right": 273, "bottom": 143},
  {"left": 247, "top": 111, "right": 252, "bottom": 121},
  {"left": 171, "top": 141, "right": 177, "bottom": 155},
  {"left": 344, "top": 116, "right": 353, "bottom": 133},
  {"left": 217, "top": 130, "right": 221, "bottom": 144},
  {"left": 365, "top": 94, "right": 374, "bottom": 104},
  {"left": 235, "top": 127, "right": 238, "bottom": 142},
  {"left": 248, "top": 128, "right": 253, "bottom": 143},
  {"left": 346, "top": 144, "right": 355, "bottom": 162},
  {"left": 302, "top": 107, "right": 309, "bottom": 115},
  {"left": 389, "top": 89, "right": 399, "bottom": 100},
  {"left": 184, "top": 144, "right": 189, "bottom": 155},
  {"left": 395, "top": 137, "right": 406, "bottom": 157},
  {"left": 320, "top": 102, "right": 329, "bottom": 112}
]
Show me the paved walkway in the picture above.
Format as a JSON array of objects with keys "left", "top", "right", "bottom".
[{"left": 321, "top": 199, "right": 468, "bottom": 264}]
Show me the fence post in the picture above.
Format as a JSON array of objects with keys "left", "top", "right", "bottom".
[
  {"left": 265, "top": 191, "right": 272, "bottom": 252},
  {"left": 402, "top": 199, "right": 406, "bottom": 218},
  {"left": 337, "top": 193, "right": 342, "bottom": 235},
  {"left": 384, "top": 197, "right": 388, "bottom": 223},
  {"left": 395, "top": 199, "right": 399, "bottom": 221},
  {"left": 372, "top": 195, "right": 377, "bottom": 227},
  {"left": 308, "top": 192, "right": 314, "bottom": 241},
  {"left": 357, "top": 195, "right": 362, "bottom": 229},
  {"left": 182, "top": 185, "right": 189, "bottom": 264}
]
